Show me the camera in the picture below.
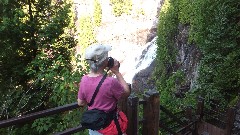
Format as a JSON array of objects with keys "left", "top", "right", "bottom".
[{"left": 107, "top": 57, "right": 120, "bottom": 68}]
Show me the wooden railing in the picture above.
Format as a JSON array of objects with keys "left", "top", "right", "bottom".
[
  {"left": 0, "top": 89, "right": 162, "bottom": 135},
  {"left": 158, "top": 96, "right": 238, "bottom": 135},
  {"left": 0, "top": 88, "right": 238, "bottom": 135},
  {"left": 0, "top": 103, "right": 79, "bottom": 128},
  {"left": 0, "top": 84, "right": 131, "bottom": 135},
  {"left": 195, "top": 97, "right": 236, "bottom": 135},
  {"left": 0, "top": 102, "right": 85, "bottom": 135}
]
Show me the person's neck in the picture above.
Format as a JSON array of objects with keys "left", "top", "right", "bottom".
[{"left": 88, "top": 70, "right": 104, "bottom": 77}]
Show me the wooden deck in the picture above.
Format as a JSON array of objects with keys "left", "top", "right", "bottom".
[{"left": 197, "top": 121, "right": 225, "bottom": 135}]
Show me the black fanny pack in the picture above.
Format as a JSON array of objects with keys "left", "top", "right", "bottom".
[{"left": 81, "top": 109, "right": 115, "bottom": 130}]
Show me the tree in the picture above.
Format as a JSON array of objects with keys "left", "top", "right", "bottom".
[
  {"left": 0, "top": 0, "right": 85, "bottom": 134},
  {"left": 93, "top": 0, "right": 102, "bottom": 27},
  {"left": 77, "top": 15, "right": 97, "bottom": 67}
]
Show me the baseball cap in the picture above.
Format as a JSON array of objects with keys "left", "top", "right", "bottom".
[{"left": 85, "top": 43, "right": 112, "bottom": 64}]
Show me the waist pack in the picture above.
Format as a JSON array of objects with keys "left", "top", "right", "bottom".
[{"left": 81, "top": 109, "right": 114, "bottom": 130}]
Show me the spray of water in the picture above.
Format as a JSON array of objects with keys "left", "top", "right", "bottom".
[{"left": 123, "top": 37, "right": 157, "bottom": 84}]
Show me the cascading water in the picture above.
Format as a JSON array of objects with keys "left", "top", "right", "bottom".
[{"left": 121, "top": 37, "right": 157, "bottom": 84}]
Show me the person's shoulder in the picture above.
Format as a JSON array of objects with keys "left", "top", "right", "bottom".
[
  {"left": 106, "top": 76, "right": 117, "bottom": 82},
  {"left": 80, "top": 75, "right": 89, "bottom": 81},
  {"left": 106, "top": 76, "right": 120, "bottom": 85}
]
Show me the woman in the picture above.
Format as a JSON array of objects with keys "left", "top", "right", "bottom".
[{"left": 77, "top": 44, "right": 130, "bottom": 135}]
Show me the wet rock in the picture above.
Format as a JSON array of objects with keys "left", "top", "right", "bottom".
[
  {"left": 132, "top": 60, "right": 156, "bottom": 93},
  {"left": 174, "top": 24, "right": 202, "bottom": 93},
  {"left": 146, "top": 28, "right": 157, "bottom": 43}
]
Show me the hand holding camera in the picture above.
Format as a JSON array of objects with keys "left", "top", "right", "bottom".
[{"left": 107, "top": 57, "right": 120, "bottom": 74}]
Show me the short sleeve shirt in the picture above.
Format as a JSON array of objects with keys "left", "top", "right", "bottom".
[{"left": 78, "top": 75, "right": 124, "bottom": 112}]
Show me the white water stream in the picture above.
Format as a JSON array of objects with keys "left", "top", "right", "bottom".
[{"left": 120, "top": 37, "right": 157, "bottom": 83}]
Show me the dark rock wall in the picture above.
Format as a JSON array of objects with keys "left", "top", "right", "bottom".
[
  {"left": 132, "top": 24, "right": 202, "bottom": 95},
  {"left": 174, "top": 24, "right": 202, "bottom": 94}
]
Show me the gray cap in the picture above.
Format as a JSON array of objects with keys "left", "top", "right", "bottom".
[{"left": 85, "top": 43, "right": 112, "bottom": 65}]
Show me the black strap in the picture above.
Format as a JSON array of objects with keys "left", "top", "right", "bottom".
[
  {"left": 114, "top": 112, "right": 123, "bottom": 135},
  {"left": 87, "top": 73, "right": 107, "bottom": 106}
]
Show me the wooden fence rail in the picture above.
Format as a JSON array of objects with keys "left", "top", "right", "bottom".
[
  {"left": 0, "top": 88, "right": 161, "bottom": 135},
  {"left": 0, "top": 77, "right": 201, "bottom": 135},
  {"left": 195, "top": 97, "right": 236, "bottom": 135},
  {"left": 0, "top": 102, "right": 79, "bottom": 128},
  {"left": 0, "top": 87, "right": 159, "bottom": 134},
  {"left": 0, "top": 88, "right": 238, "bottom": 135}
]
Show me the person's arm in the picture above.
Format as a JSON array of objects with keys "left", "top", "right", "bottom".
[
  {"left": 77, "top": 98, "right": 87, "bottom": 107},
  {"left": 115, "top": 72, "right": 130, "bottom": 98},
  {"left": 111, "top": 59, "right": 130, "bottom": 98},
  {"left": 77, "top": 82, "right": 87, "bottom": 107}
]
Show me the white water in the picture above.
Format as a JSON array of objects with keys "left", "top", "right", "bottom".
[{"left": 120, "top": 37, "right": 157, "bottom": 83}]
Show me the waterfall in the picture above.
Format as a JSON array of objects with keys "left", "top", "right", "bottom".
[{"left": 122, "top": 37, "right": 157, "bottom": 84}]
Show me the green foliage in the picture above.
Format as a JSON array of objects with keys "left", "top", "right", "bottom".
[
  {"left": 0, "top": 0, "right": 31, "bottom": 94},
  {"left": 229, "top": 95, "right": 239, "bottom": 107},
  {"left": 110, "top": 0, "right": 133, "bottom": 17},
  {"left": 26, "top": 53, "right": 85, "bottom": 106},
  {"left": 31, "top": 109, "right": 84, "bottom": 134},
  {"left": 154, "top": 0, "right": 240, "bottom": 114},
  {"left": 6, "top": 123, "right": 39, "bottom": 135},
  {"left": 189, "top": 0, "right": 240, "bottom": 99},
  {"left": 154, "top": 0, "right": 183, "bottom": 111},
  {"left": 93, "top": 0, "right": 102, "bottom": 26},
  {"left": 177, "top": 0, "right": 194, "bottom": 24},
  {"left": 178, "top": 0, "right": 240, "bottom": 103},
  {"left": 78, "top": 16, "right": 96, "bottom": 56},
  {"left": 32, "top": 117, "right": 54, "bottom": 133},
  {"left": 0, "top": 0, "right": 87, "bottom": 134}
]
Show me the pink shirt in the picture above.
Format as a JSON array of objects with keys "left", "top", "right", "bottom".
[{"left": 78, "top": 75, "right": 124, "bottom": 112}]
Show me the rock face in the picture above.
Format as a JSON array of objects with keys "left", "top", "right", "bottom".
[
  {"left": 131, "top": 24, "right": 202, "bottom": 93},
  {"left": 132, "top": 59, "right": 156, "bottom": 92},
  {"left": 174, "top": 24, "right": 202, "bottom": 94}
]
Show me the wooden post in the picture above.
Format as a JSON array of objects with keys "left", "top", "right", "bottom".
[
  {"left": 195, "top": 97, "right": 204, "bottom": 135},
  {"left": 225, "top": 107, "right": 236, "bottom": 135},
  {"left": 185, "top": 106, "right": 198, "bottom": 135},
  {"left": 196, "top": 97, "right": 204, "bottom": 120},
  {"left": 142, "top": 89, "right": 160, "bottom": 135},
  {"left": 126, "top": 95, "right": 139, "bottom": 135},
  {"left": 118, "top": 84, "right": 131, "bottom": 114},
  {"left": 186, "top": 106, "right": 193, "bottom": 122}
]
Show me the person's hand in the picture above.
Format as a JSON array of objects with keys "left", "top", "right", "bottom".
[{"left": 110, "top": 59, "right": 120, "bottom": 74}]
